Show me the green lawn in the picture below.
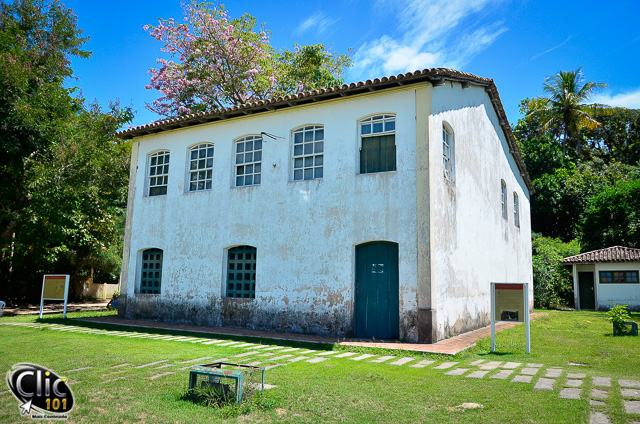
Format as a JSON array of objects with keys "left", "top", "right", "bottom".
[{"left": 0, "top": 310, "right": 638, "bottom": 423}]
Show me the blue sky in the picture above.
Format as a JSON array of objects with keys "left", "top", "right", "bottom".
[{"left": 63, "top": 0, "right": 640, "bottom": 129}]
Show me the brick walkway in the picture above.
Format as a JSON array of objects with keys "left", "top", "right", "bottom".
[{"left": 77, "top": 313, "right": 546, "bottom": 355}]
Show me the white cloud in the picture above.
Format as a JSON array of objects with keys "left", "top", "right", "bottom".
[
  {"left": 593, "top": 88, "right": 640, "bottom": 109},
  {"left": 350, "top": 0, "right": 507, "bottom": 80},
  {"left": 295, "top": 12, "right": 339, "bottom": 36}
]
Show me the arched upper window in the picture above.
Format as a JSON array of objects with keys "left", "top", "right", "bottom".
[
  {"left": 187, "top": 143, "right": 214, "bottom": 192},
  {"left": 292, "top": 125, "right": 324, "bottom": 181},
  {"left": 501, "top": 180, "right": 507, "bottom": 220},
  {"left": 443, "top": 122, "right": 455, "bottom": 182},
  {"left": 359, "top": 114, "right": 396, "bottom": 174},
  {"left": 234, "top": 135, "right": 262, "bottom": 187},
  {"left": 513, "top": 192, "right": 520, "bottom": 228},
  {"left": 148, "top": 150, "right": 170, "bottom": 196},
  {"left": 140, "top": 248, "right": 163, "bottom": 294}
]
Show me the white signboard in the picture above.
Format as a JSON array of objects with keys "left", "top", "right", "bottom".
[
  {"left": 491, "top": 282, "right": 530, "bottom": 354},
  {"left": 40, "top": 275, "right": 70, "bottom": 319}
]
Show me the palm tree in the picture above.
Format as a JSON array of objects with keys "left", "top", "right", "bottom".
[{"left": 532, "top": 68, "right": 607, "bottom": 156}]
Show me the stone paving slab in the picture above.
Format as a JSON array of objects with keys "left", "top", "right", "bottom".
[
  {"left": 180, "top": 357, "right": 213, "bottom": 364},
  {"left": 591, "top": 389, "right": 608, "bottom": 399},
  {"left": 590, "top": 412, "right": 612, "bottom": 424},
  {"left": 150, "top": 372, "right": 175, "bottom": 380},
  {"left": 216, "top": 341, "right": 242, "bottom": 346},
  {"left": 316, "top": 351, "right": 339, "bottom": 356},
  {"left": 567, "top": 373, "right": 586, "bottom": 379},
  {"left": 188, "top": 338, "right": 211, "bottom": 343},
  {"left": 526, "top": 363, "right": 543, "bottom": 368},
  {"left": 176, "top": 337, "right": 201, "bottom": 342},
  {"left": 101, "top": 376, "right": 127, "bottom": 384},
  {"left": 534, "top": 378, "right": 555, "bottom": 391},
  {"left": 134, "top": 360, "right": 169, "bottom": 369},
  {"left": 502, "top": 362, "right": 522, "bottom": 369},
  {"left": 111, "top": 363, "right": 130, "bottom": 368},
  {"left": 490, "top": 370, "right": 514, "bottom": 380},
  {"left": 268, "top": 355, "right": 295, "bottom": 361},
  {"left": 351, "top": 354, "right": 377, "bottom": 361},
  {"left": 298, "top": 350, "right": 318, "bottom": 355},
  {"left": 154, "top": 364, "right": 175, "bottom": 369},
  {"left": 63, "top": 367, "right": 93, "bottom": 373},
  {"left": 511, "top": 375, "right": 533, "bottom": 383},
  {"left": 470, "top": 360, "right": 485, "bottom": 366},
  {"left": 592, "top": 377, "right": 611, "bottom": 387},
  {"left": 545, "top": 368, "right": 563, "bottom": 378},
  {"left": 624, "top": 400, "right": 640, "bottom": 414},
  {"left": 334, "top": 352, "right": 359, "bottom": 358},
  {"left": 622, "top": 388, "right": 640, "bottom": 398},
  {"left": 520, "top": 368, "right": 539, "bottom": 375},
  {"left": 262, "top": 346, "right": 286, "bottom": 351},
  {"left": 445, "top": 368, "right": 469, "bottom": 376},
  {"left": 559, "top": 388, "right": 581, "bottom": 399},
  {"left": 287, "top": 356, "right": 309, "bottom": 363},
  {"left": 234, "top": 351, "right": 262, "bottom": 358},
  {"left": 621, "top": 380, "right": 640, "bottom": 388},
  {"left": 201, "top": 340, "right": 224, "bottom": 345},
  {"left": 307, "top": 357, "right": 328, "bottom": 364},
  {"left": 566, "top": 379, "right": 583, "bottom": 387},
  {"left": 590, "top": 400, "right": 605, "bottom": 406},
  {"left": 279, "top": 348, "right": 302, "bottom": 353},
  {"left": 233, "top": 343, "right": 256, "bottom": 348},
  {"left": 102, "top": 370, "right": 126, "bottom": 377},
  {"left": 370, "top": 355, "right": 396, "bottom": 363},
  {"left": 389, "top": 357, "right": 415, "bottom": 366},
  {"left": 410, "top": 360, "right": 435, "bottom": 368},
  {"left": 258, "top": 353, "right": 276, "bottom": 357},
  {"left": 433, "top": 361, "right": 458, "bottom": 370},
  {"left": 479, "top": 361, "right": 503, "bottom": 370},
  {"left": 466, "top": 370, "right": 489, "bottom": 379},
  {"left": 265, "top": 364, "right": 287, "bottom": 370}
]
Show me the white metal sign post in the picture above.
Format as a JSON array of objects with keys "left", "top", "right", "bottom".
[
  {"left": 39, "top": 274, "right": 70, "bottom": 319},
  {"left": 491, "top": 282, "right": 530, "bottom": 354}
]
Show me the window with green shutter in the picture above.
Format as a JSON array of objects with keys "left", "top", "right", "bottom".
[
  {"left": 226, "top": 246, "right": 257, "bottom": 298},
  {"left": 140, "top": 248, "right": 163, "bottom": 294},
  {"left": 359, "top": 115, "right": 396, "bottom": 174}
]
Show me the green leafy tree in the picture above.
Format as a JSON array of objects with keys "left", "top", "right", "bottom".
[
  {"left": 531, "top": 235, "right": 580, "bottom": 308},
  {"left": 583, "top": 107, "right": 640, "bottom": 165},
  {"left": 580, "top": 179, "right": 640, "bottom": 250},
  {"left": 0, "top": 0, "right": 133, "bottom": 302},
  {"left": 527, "top": 68, "right": 607, "bottom": 157}
]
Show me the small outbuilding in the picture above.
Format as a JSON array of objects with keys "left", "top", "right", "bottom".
[{"left": 562, "top": 246, "right": 640, "bottom": 311}]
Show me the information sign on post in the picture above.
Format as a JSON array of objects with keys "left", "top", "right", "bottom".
[
  {"left": 40, "top": 275, "right": 70, "bottom": 319},
  {"left": 490, "top": 282, "right": 530, "bottom": 354}
]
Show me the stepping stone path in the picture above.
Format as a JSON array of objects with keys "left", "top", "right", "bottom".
[{"left": 6, "top": 321, "right": 640, "bottom": 424}]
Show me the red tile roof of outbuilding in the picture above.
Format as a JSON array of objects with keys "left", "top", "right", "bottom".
[{"left": 562, "top": 246, "right": 640, "bottom": 264}]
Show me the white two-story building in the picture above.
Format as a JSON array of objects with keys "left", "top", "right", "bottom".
[{"left": 116, "top": 68, "right": 533, "bottom": 343}]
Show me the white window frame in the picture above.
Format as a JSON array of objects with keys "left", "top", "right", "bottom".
[
  {"left": 501, "top": 180, "right": 507, "bottom": 220},
  {"left": 234, "top": 135, "right": 262, "bottom": 187},
  {"left": 514, "top": 192, "right": 520, "bottom": 228},
  {"left": 358, "top": 114, "right": 396, "bottom": 174},
  {"left": 292, "top": 125, "right": 324, "bottom": 181},
  {"left": 443, "top": 122, "right": 455, "bottom": 182},
  {"left": 148, "top": 150, "right": 170, "bottom": 196},
  {"left": 187, "top": 143, "right": 214, "bottom": 192}
]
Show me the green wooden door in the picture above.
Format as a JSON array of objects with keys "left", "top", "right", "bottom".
[
  {"left": 355, "top": 242, "right": 399, "bottom": 339},
  {"left": 578, "top": 272, "right": 595, "bottom": 310}
]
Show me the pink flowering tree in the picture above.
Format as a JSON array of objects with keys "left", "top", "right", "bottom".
[{"left": 145, "top": 2, "right": 352, "bottom": 117}]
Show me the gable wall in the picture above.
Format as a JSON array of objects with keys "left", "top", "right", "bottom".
[
  {"left": 429, "top": 82, "right": 533, "bottom": 340},
  {"left": 120, "top": 86, "right": 424, "bottom": 339}
]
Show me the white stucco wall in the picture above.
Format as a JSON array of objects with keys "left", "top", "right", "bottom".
[
  {"left": 429, "top": 82, "right": 533, "bottom": 339},
  {"left": 594, "top": 263, "right": 640, "bottom": 310},
  {"left": 122, "top": 86, "right": 422, "bottom": 338}
]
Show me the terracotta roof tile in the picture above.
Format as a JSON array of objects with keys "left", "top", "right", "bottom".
[
  {"left": 562, "top": 246, "right": 640, "bottom": 264},
  {"left": 116, "top": 67, "right": 532, "bottom": 191}
]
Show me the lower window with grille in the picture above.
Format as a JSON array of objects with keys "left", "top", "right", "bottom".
[
  {"left": 226, "top": 246, "right": 257, "bottom": 298},
  {"left": 140, "top": 248, "right": 163, "bottom": 294}
]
